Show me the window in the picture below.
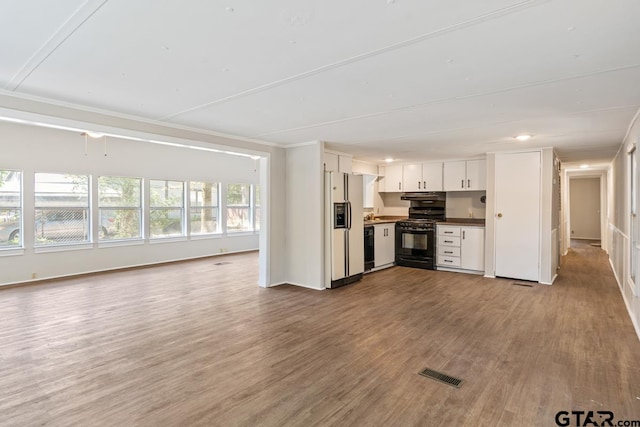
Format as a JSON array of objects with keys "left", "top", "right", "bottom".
[
  {"left": 34, "top": 173, "right": 90, "bottom": 246},
  {"left": 150, "top": 180, "right": 184, "bottom": 238},
  {"left": 99, "top": 176, "right": 142, "bottom": 241},
  {"left": 254, "top": 184, "right": 260, "bottom": 231},
  {"left": 190, "top": 181, "right": 220, "bottom": 235},
  {"left": 226, "top": 183, "right": 251, "bottom": 232},
  {"left": 0, "top": 170, "right": 22, "bottom": 248}
]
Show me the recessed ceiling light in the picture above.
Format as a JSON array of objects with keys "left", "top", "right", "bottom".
[
  {"left": 515, "top": 134, "right": 532, "bottom": 141},
  {"left": 385, "top": 158, "right": 394, "bottom": 163},
  {"left": 580, "top": 164, "right": 589, "bottom": 169}
]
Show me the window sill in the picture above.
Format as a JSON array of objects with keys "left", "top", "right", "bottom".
[
  {"left": 190, "top": 233, "right": 223, "bottom": 241},
  {"left": 149, "top": 236, "right": 188, "bottom": 244},
  {"left": 98, "top": 239, "right": 145, "bottom": 249},
  {"left": 0, "top": 248, "right": 25, "bottom": 257},
  {"left": 226, "top": 231, "right": 256, "bottom": 237},
  {"left": 34, "top": 243, "right": 93, "bottom": 253}
]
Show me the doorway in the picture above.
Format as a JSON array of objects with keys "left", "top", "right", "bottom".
[{"left": 569, "top": 177, "right": 601, "bottom": 243}]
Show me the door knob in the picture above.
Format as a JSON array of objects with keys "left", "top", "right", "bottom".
[{"left": 497, "top": 213, "right": 503, "bottom": 218}]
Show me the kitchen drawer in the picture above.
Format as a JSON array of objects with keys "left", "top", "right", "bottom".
[
  {"left": 438, "top": 235, "right": 461, "bottom": 247},
  {"left": 437, "top": 255, "right": 461, "bottom": 267},
  {"left": 438, "top": 226, "right": 461, "bottom": 237},
  {"left": 438, "top": 246, "right": 461, "bottom": 257}
]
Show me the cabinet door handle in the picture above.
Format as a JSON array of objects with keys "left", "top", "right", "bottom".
[
  {"left": 461, "top": 179, "right": 464, "bottom": 188},
  {"left": 444, "top": 259, "right": 453, "bottom": 263},
  {"left": 445, "top": 251, "right": 453, "bottom": 254},
  {"left": 468, "top": 179, "right": 471, "bottom": 188},
  {"left": 398, "top": 182, "right": 401, "bottom": 190},
  {"left": 423, "top": 181, "right": 426, "bottom": 189},
  {"left": 418, "top": 181, "right": 421, "bottom": 189},
  {"left": 463, "top": 230, "right": 466, "bottom": 239},
  {"left": 444, "top": 231, "right": 453, "bottom": 234},
  {"left": 445, "top": 240, "right": 453, "bottom": 243}
]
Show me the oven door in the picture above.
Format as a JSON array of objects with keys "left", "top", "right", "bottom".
[{"left": 395, "top": 225, "right": 434, "bottom": 259}]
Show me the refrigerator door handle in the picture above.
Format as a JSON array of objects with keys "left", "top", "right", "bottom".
[{"left": 347, "top": 201, "right": 352, "bottom": 230}]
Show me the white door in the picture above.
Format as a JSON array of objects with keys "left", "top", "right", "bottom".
[
  {"left": 347, "top": 174, "right": 364, "bottom": 276},
  {"left": 495, "top": 152, "right": 541, "bottom": 281}
]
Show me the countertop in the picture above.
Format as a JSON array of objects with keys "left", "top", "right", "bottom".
[
  {"left": 364, "top": 216, "right": 407, "bottom": 226},
  {"left": 438, "top": 218, "right": 486, "bottom": 226},
  {"left": 363, "top": 217, "right": 486, "bottom": 226}
]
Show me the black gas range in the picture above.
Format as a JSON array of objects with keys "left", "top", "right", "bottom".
[{"left": 395, "top": 192, "right": 446, "bottom": 270}]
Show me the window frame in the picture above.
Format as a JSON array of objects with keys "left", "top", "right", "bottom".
[
  {"left": 33, "top": 172, "right": 91, "bottom": 248},
  {"left": 189, "top": 181, "right": 221, "bottom": 237},
  {"left": 98, "top": 176, "right": 143, "bottom": 242},
  {"left": 149, "top": 179, "right": 186, "bottom": 240},
  {"left": 225, "top": 183, "right": 253, "bottom": 234},
  {"left": 0, "top": 169, "right": 23, "bottom": 253}
]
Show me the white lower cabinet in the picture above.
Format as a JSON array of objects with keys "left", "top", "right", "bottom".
[
  {"left": 436, "top": 225, "right": 485, "bottom": 273},
  {"left": 374, "top": 224, "right": 395, "bottom": 268}
]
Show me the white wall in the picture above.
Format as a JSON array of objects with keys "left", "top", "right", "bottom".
[
  {"left": 0, "top": 121, "right": 261, "bottom": 285},
  {"left": 608, "top": 108, "right": 640, "bottom": 339},
  {"left": 0, "top": 93, "right": 289, "bottom": 288},
  {"left": 285, "top": 142, "right": 325, "bottom": 289},
  {"left": 569, "top": 177, "right": 601, "bottom": 239}
]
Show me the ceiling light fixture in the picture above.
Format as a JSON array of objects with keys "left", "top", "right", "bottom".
[
  {"left": 515, "top": 134, "right": 532, "bottom": 141},
  {"left": 385, "top": 158, "right": 394, "bottom": 163},
  {"left": 81, "top": 132, "right": 107, "bottom": 156},
  {"left": 580, "top": 164, "right": 589, "bottom": 169}
]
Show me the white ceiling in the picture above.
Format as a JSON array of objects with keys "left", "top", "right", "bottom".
[{"left": 1, "top": 0, "right": 639, "bottom": 164}]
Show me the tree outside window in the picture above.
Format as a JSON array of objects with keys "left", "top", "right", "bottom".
[
  {"left": 150, "top": 180, "right": 184, "bottom": 238},
  {"left": 226, "top": 183, "right": 251, "bottom": 232},
  {"left": 0, "top": 170, "right": 22, "bottom": 247},
  {"left": 98, "top": 176, "right": 142, "bottom": 240},
  {"left": 190, "top": 181, "right": 219, "bottom": 235}
]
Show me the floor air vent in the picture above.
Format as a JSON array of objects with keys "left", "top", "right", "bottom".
[
  {"left": 214, "top": 262, "right": 231, "bottom": 266},
  {"left": 418, "top": 367, "right": 464, "bottom": 388},
  {"left": 511, "top": 281, "right": 534, "bottom": 287}
]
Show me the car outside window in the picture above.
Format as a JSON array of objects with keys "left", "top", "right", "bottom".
[
  {"left": 0, "top": 170, "right": 22, "bottom": 248},
  {"left": 34, "top": 173, "right": 90, "bottom": 246}
]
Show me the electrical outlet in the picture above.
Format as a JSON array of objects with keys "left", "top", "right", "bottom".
[{"left": 31, "top": 272, "right": 37, "bottom": 279}]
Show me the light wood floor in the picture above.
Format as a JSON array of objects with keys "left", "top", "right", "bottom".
[{"left": 1, "top": 243, "right": 640, "bottom": 426}]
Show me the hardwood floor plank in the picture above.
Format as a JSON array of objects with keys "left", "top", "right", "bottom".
[{"left": 1, "top": 244, "right": 639, "bottom": 426}]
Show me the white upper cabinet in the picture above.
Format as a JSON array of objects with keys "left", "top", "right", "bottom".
[
  {"left": 443, "top": 159, "right": 486, "bottom": 191},
  {"left": 422, "top": 163, "right": 444, "bottom": 191},
  {"left": 403, "top": 162, "right": 443, "bottom": 192},
  {"left": 465, "top": 159, "right": 486, "bottom": 191},
  {"left": 382, "top": 164, "right": 403, "bottom": 192},
  {"left": 402, "top": 164, "right": 422, "bottom": 191},
  {"left": 339, "top": 155, "right": 352, "bottom": 173},
  {"left": 324, "top": 152, "right": 352, "bottom": 173}
]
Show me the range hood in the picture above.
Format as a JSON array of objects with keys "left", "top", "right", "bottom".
[{"left": 401, "top": 192, "right": 446, "bottom": 201}]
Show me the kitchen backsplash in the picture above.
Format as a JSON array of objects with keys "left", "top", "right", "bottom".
[
  {"left": 446, "top": 191, "right": 486, "bottom": 218},
  {"left": 374, "top": 190, "right": 486, "bottom": 219}
]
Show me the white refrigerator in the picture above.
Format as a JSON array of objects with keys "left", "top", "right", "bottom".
[{"left": 325, "top": 171, "right": 364, "bottom": 288}]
